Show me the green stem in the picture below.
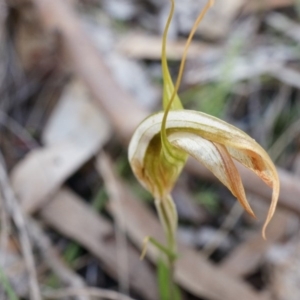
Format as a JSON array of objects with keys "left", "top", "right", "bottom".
[
  {"left": 140, "top": 236, "right": 178, "bottom": 262},
  {"left": 168, "top": 255, "right": 175, "bottom": 300},
  {"left": 155, "top": 195, "right": 178, "bottom": 299}
]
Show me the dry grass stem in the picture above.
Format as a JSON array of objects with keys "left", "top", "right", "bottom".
[
  {"left": 202, "top": 201, "right": 244, "bottom": 258},
  {"left": 97, "top": 153, "right": 129, "bottom": 296},
  {"left": 0, "top": 152, "right": 41, "bottom": 300},
  {"left": 27, "top": 219, "right": 90, "bottom": 300}
]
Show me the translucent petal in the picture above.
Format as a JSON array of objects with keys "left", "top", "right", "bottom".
[
  {"left": 130, "top": 132, "right": 187, "bottom": 199},
  {"left": 168, "top": 132, "right": 255, "bottom": 217},
  {"left": 128, "top": 110, "right": 279, "bottom": 237},
  {"left": 225, "top": 146, "right": 279, "bottom": 239}
]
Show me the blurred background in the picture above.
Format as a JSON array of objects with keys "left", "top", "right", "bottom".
[{"left": 0, "top": 0, "right": 300, "bottom": 299}]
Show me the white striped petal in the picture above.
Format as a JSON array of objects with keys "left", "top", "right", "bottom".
[
  {"left": 128, "top": 109, "right": 279, "bottom": 237},
  {"left": 168, "top": 131, "right": 255, "bottom": 217}
]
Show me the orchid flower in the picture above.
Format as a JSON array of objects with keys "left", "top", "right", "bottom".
[{"left": 128, "top": 0, "right": 279, "bottom": 259}]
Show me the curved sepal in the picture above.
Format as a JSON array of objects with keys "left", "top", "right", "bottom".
[
  {"left": 168, "top": 132, "right": 255, "bottom": 217},
  {"left": 128, "top": 110, "right": 279, "bottom": 237}
]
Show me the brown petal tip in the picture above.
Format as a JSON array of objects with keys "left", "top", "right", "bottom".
[{"left": 244, "top": 204, "right": 256, "bottom": 219}]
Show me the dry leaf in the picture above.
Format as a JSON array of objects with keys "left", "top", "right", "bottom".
[{"left": 11, "top": 80, "right": 111, "bottom": 213}]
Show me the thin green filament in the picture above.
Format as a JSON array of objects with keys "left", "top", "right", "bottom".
[
  {"left": 161, "top": 0, "right": 214, "bottom": 155},
  {"left": 161, "top": 0, "right": 174, "bottom": 78}
]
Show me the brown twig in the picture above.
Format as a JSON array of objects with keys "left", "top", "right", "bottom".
[{"left": 0, "top": 152, "right": 41, "bottom": 300}]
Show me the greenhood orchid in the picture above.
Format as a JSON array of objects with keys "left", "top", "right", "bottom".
[{"left": 128, "top": 0, "right": 279, "bottom": 257}]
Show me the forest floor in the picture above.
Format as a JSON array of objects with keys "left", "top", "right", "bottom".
[{"left": 1, "top": 0, "right": 300, "bottom": 299}]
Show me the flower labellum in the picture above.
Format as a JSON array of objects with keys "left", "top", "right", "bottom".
[
  {"left": 129, "top": 110, "right": 280, "bottom": 239},
  {"left": 128, "top": 0, "right": 279, "bottom": 255}
]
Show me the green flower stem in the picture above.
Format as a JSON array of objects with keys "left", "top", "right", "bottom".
[
  {"left": 155, "top": 196, "right": 177, "bottom": 256},
  {"left": 155, "top": 195, "right": 178, "bottom": 298},
  {"left": 144, "top": 237, "right": 178, "bottom": 262}
]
